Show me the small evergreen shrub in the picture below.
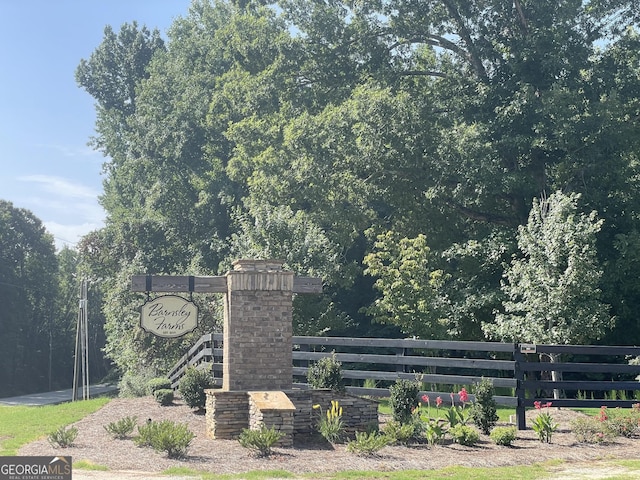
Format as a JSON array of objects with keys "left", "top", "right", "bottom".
[
  {"left": 104, "top": 416, "right": 138, "bottom": 439},
  {"left": 389, "top": 379, "right": 419, "bottom": 425},
  {"left": 178, "top": 367, "right": 213, "bottom": 410},
  {"left": 153, "top": 388, "right": 174, "bottom": 406},
  {"left": 238, "top": 425, "right": 284, "bottom": 457},
  {"left": 307, "top": 353, "right": 345, "bottom": 392},
  {"left": 346, "top": 431, "right": 390, "bottom": 456},
  {"left": 134, "top": 420, "right": 194, "bottom": 458},
  {"left": 48, "top": 426, "right": 78, "bottom": 448},
  {"left": 449, "top": 424, "right": 480, "bottom": 446},
  {"left": 469, "top": 378, "right": 498, "bottom": 434},
  {"left": 490, "top": 426, "right": 517, "bottom": 446},
  {"left": 147, "top": 377, "right": 172, "bottom": 395}
]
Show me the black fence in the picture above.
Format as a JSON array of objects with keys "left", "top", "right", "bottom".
[{"left": 167, "top": 333, "right": 640, "bottom": 429}]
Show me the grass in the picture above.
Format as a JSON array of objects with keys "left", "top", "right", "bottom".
[{"left": 0, "top": 397, "right": 110, "bottom": 455}]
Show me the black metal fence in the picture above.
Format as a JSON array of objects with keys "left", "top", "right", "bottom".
[{"left": 167, "top": 333, "right": 640, "bottom": 429}]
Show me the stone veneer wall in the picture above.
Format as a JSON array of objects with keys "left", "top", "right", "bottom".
[{"left": 206, "top": 389, "right": 379, "bottom": 441}]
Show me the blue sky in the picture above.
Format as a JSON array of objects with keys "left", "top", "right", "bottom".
[{"left": 0, "top": 0, "right": 192, "bottom": 249}]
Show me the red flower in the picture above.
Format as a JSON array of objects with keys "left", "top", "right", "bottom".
[
  {"left": 421, "top": 394, "right": 430, "bottom": 405},
  {"left": 436, "top": 396, "right": 443, "bottom": 407},
  {"left": 458, "top": 387, "right": 469, "bottom": 403},
  {"left": 534, "top": 401, "right": 542, "bottom": 410}
]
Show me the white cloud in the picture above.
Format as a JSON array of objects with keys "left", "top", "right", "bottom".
[
  {"left": 19, "top": 175, "right": 99, "bottom": 199},
  {"left": 45, "top": 221, "right": 103, "bottom": 250}
]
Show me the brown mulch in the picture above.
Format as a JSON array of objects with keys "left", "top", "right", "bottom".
[{"left": 17, "top": 397, "right": 640, "bottom": 476}]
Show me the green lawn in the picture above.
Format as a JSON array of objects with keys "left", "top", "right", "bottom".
[{"left": 0, "top": 397, "right": 110, "bottom": 455}]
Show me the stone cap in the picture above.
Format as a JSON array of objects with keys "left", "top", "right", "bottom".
[
  {"left": 233, "top": 259, "right": 285, "bottom": 272},
  {"left": 248, "top": 391, "right": 296, "bottom": 411}
]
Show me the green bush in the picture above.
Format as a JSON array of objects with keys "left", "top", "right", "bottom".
[
  {"left": 178, "top": 367, "right": 213, "bottom": 410},
  {"left": 346, "top": 431, "right": 390, "bottom": 456},
  {"left": 605, "top": 407, "right": 640, "bottom": 437},
  {"left": 381, "top": 420, "right": 417, "bottom": 445},
  {"left": 449, "top": 424, "right": 480, "bottom": 446},
  {"left": 238, "top": 425, "right": 284, "bottom": 457},
  {"left": 104, "top": 416, "right": 138, "bottom": 439},
  {"left": 389, "top": 379, "right": 419, "bottom": 425},
  {"left": 147, "top": 377, "right": 172, "bottom": 395},
  {"left": 571, "top": 416, "right": 611, "bottom": 444},
  {"left": 48, "top": 426, "right": 78, "bottom": 448},
  {"left": 307, "top": 353, "right": 345, "bottom": 392},
  {"left": 490, "top": 426, "right": 517, "bottom": 446},
  {"left": 119, "top": 366, "right": 158, "bottom": 398},
  {"left": 134, "top": 420, "right": 194, "bottom": 458},
  {"left": 469, "top": 378, "right": 498, "bottom": 434},
  {"left": 153, "top": 388, "right": 174, "bottom": 406}
]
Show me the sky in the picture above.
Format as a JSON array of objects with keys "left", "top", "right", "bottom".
[{"left": 0, "top": 0, "right": 193, "bottom": 250}]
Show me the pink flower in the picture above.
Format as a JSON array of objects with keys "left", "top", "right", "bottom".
[
  {"left": 458, "top": 387, "right": 469, "bottom": 403},
  {"left": 544, "top": 402, "right": 552, "bottom": 409},
  {"left": 534, "top": 401, "right": 542, "bottom": 410},
  {"left": 436, "top": 396, "right": 443, "bottom": 408},
  {"left": 421, "top": 394, "right": 430, "bottom": 405}
]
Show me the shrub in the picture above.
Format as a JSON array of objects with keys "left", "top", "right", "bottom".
[
  {"left": 238, "top": 425, "right": 284, "bottom": 457},
  {"left": 469, "top": 378, "right": 498, "bottom": 434},
  {"left": 605, "top": 407, "right": 640, "bottom": 437},
  {"left": 389, "top": 379, "right": 419, "bottom": 425},
  {"left": 490, "top": 426, "right": 517, "bottom": 446},
  {"left": 571, "top": 416, "right": 611, "bottom": 444},
  {"left": 178, "top": 367, "right": 213, "bottom": 410},
  {"left": 449, "top": 424, "right": 480, "bottom": 446},
  {"left": 382, "top": 420, "right": 417, "bottom": 445},
  {"left": 307, "top": 353, "right": 345, "bottom": 392},
  {"left": 119, "top": 366, "right": 158, "bottom": 398},
  {"left": 134, "top": 420, "right": 194, "bottom": 458},
  {"left": 104, "top": 416, "right": 138, "bottom": 439},
  {"left": 153, "top": 388, "right": 174, "bottom": 406},
  {"left": 147, "top": 377, "right": 172, "bottom": 395},
  {"left": 48, "top": 426, "right": 78, "bottom": 448},
  {"left": 314, "top": 400, "right": 345, "bottom": 444},
  {"left": 346, "top": 431, "right": 390, "bottom": 456}
]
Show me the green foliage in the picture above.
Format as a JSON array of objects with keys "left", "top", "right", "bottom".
[
  {"left": 388, "top": 380, "right": 419, "bottom": 425},
  {"left": 147, "top": 377, "right": 172, "bottom": 395},
  {"left": 104, "top": 416, "right": 138, "bottom": 439},
  {"left": 489, "top": 426, "right": 517, "bottom": 446},
  {"left": 423, "top": 418, "right": 447, "bottom": 446},
  {"left": 469, "top": 379, "right": 499, "bottom": 435},
  {"left": 531, "top": 403, "right": 558, "bottom": 443},
  {"left": 346, "top": 431, "right": 390, "bottom": 456},
  {"left": 178, "top": 367, "right": 213, "bottom": 410},
  {"left": 381, "top": 420, "right": 417, "bottom": 445},
  {"left": 486, "top": 192, "right": 612, "bottom": 345},
  {"left": 238, "top": 425, "right": 284, "bottom": 457},
  {"left": 119, "top": 366, "right": 159, "bottom": 398},
  {"left": 153, "top": 389, "right": 174, "bottom": 406},
  {"left": 135, "top": 420, "right": 194, "bottom": 458},
  {"left": 449, "top": 424, "right": 480, "bottom": 446},
  {"left": 571, "top": 416, "right": 611, "bottom": 444},
  {"left": 47, "top": 426, "right": 78, "bottom": 448},
  {"left": 307, "top": 353, "right": 345, "bottom": 392},
  {"left": 314, "top": 400, "right": 345, "bottom": 444}
]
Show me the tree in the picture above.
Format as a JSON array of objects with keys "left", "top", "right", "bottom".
[
  {"left": 0, "top": 200, "right": 57, "bottom": 395},
  {"left": 485, "top": 192, "right": 612, "bottom": 396}
]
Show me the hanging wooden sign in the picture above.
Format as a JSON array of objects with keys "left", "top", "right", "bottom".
[{"left": 139, "top": 295, "right": 198, "bottom": 338}]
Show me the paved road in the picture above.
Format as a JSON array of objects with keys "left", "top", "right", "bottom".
[{"left": 0, "top": 384, "right": 118, "bottom": 406}]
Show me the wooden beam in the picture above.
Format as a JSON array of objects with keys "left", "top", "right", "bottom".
[
  {"left": 131, "top": 275, "right": 227, "bottom": 293},
  {"left": 292, "top": 276, "right": 323, "bottom": 294}
]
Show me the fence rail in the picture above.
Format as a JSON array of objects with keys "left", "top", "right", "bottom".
[{"left": 167, "top": 333, "right": 640, "bottom": 429}]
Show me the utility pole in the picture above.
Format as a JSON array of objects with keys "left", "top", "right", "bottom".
[{"left": 72, "top": 279, "right": 89, "bottom": 401}]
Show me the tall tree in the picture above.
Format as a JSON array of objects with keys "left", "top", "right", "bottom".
[{"left": 0, "top": 200, "right": 57, "bottom": 396}]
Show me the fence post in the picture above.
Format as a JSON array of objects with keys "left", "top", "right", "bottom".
[{"left": 514, "top": 343, "right": 526, "bottom": 430}]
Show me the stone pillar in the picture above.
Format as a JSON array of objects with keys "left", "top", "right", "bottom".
[
  {"left": 205, "top": 390, "right": 249, "bottom": 439},
  {"left": 223, "top": 259, "right": 294, "bottom": 391}
]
